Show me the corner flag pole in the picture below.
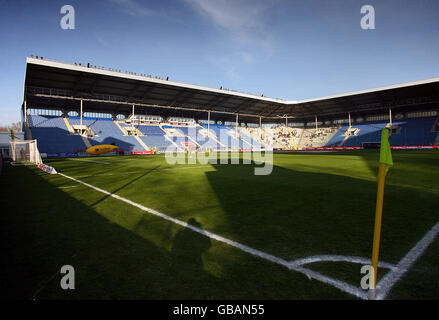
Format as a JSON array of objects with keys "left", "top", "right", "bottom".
[
  {"left": 370, "top": 126, "right": 393, "bottom": 296},
  {"left": 371, "top": 162, "right": 386, "bottom": 289}
]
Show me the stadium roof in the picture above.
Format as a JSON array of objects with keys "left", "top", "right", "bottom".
[{"left": 23, "top": 57, "right": 439, "bottom": 123}]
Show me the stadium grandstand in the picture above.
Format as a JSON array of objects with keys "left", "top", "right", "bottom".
[
  {"left": 22, "top": 56, "right": 439, "bottom": 157},
  {"left": 3, "top": 55, "right": 439, "bottom": 301},
  {"left": 4, "top": 0, "right": 439, "bottom": 303}
]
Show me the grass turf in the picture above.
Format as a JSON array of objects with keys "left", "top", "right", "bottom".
[{"left": 0, "top": 150, "right": 438, "bottom": 299}]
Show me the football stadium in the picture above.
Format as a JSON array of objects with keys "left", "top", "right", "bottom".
[
  {"left": 1, "top": 2, "right": 439, "bottom": 308},
  {"left": 1, "top": 56, "right": 438, "bottom": 301}
]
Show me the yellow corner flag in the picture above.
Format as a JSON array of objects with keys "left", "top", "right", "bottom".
[
  {"left": 379, "top": 127, "right": 393, "bottom": 174},
  {"left": 370, "top": 127, "right": 393, "bottom": 297}
]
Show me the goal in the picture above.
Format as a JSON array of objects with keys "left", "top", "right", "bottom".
[{"left": 9, "top": 139, "right": 43, "bottom": 165}]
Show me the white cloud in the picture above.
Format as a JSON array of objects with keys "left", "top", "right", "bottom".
[
  {"left": 95, "top": 34, "right": 108, "bottom": 46},
  {"left": 205, "top": 51, "right": 257, "bottom": 84},
  {"left": 109, "top": 0, "right": 156, "bottom": 17},
  {"left": 184, "top": 0, "right": 277, "bottom": 53}
]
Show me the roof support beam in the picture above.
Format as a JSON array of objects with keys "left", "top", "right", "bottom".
[
  {"left": 72, "top": 73, "right": 84, "bottom": 97},
  {"left": 205, "top": 94, "right": 222, "bottom": 106},
  {"left": 127, "top": 81, "right": 144, "bottom": 100},
  {"left": 209, "top": 95, "right": 231, "bottom": 109},
  {"left": 33, "top": 93, "right": 267, "bottom": 119},
  {"left": 235, "top": 100, "right": 260, "bottom": 113},
  {"left": 140, "top": 84, "right": 157, "bottom": 100},
  {"left": 262, "top": 104, "right": 284, "bottom": 117},
  {"left": 89, "top": 77, "right": 101, "bottom": 95},
  {"left": 169, "top": 89, "right": 199, "bottom": 106},
  {"left": 235, "top": 113, "right": 238, "bottom": 137},
  {"left": 23, "top": 100, "right": 27, "bottom": 125}
]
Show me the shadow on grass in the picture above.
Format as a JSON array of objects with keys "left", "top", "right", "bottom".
[
  {"left": 0, "top": 164, "right": 356, "bottom": 299},
  {"left": 0, "top": 165, "right": 218, "bottom": 299},
  {"left": 203, "top": 161, "right": 439, "bottom": 264},
  {"left": 171, "top": 218, "right": 211, "bottom": 268},
  {"left": 88, "top": 165, "right": 161, "bottom": 208},
  {"left": 3, "top": 152, "right": 438, "bottom": 299}
]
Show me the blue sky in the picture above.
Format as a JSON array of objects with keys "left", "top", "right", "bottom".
[{"left": 1, "top": 0, "right": 438, "bottom": 125}]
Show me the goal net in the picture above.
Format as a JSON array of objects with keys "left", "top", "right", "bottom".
[{"left": 9, "top": 139, "right": 43, "bottom": 165}]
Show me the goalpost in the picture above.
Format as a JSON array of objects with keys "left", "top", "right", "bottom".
[{"left": 9, "top": 139, "right": 43, "bottom": 165}]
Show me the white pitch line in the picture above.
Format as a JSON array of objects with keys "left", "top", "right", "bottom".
[
  {"left": 376, "top": 221, "right": 439, "bottom": 300},
  {"left": 55, "top": 169, "right": 439, "bottom": 300},
  {"left": 69, "top": 158, "right": 111, "bottom": 164},
  {"left": 292, "top": 265, "right": 368, "bottom": 300},
  {"left": 76, "top": 172, "right": 131, "bottom": 179},
  {"left": 162, "top": 165, "right": 215, "bottom": 171},
  {"left": 289, "top": 255, "right": 397, "bottom": 271},
  {"left": 57, "top": 171, "right": 370, "bottom": 299},
  {"left": 74, "top": 165, "right": 215, "bottom": 178}
]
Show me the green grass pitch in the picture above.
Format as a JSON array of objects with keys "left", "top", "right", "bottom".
[{"left": 1, "top": 150, "right": 438, "bottom": 299}]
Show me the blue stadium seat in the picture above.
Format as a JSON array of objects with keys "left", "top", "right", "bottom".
[
  {"left": 325, "top": 117, "right": 438, "bottom": 147},
  {"left": 69, "top": 117, "right": 144, "bottom": 152},
  {"left": 28, "top": 115, "right": 86, "bottom": 154}
]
